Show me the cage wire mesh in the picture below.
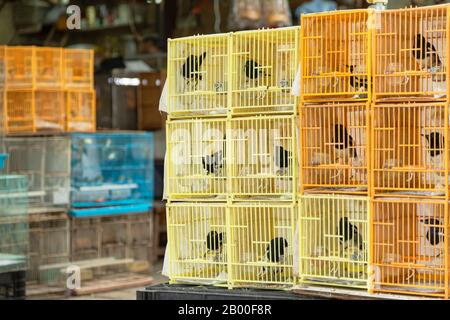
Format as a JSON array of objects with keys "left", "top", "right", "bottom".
[
  {"left": 168, "top": 34, "right": 229, "bottom": 117},
  {"left": 66, "top": 89, "right": 96, "bottom": 132},
  {"left": 167, "top": 202, "right": 228, "bottom": 285},
  {"left": 228, "top": 203, "right": 295, "bottom": 288},
  {"left": 372, "top": 102, "right": 449, "bottom": 197},
  {"left": 0, "top": 175, "right": 28, "bottom": 274},
  {"left": 301, "top": 10, "right": 370, "bottom": 102},
  {"left": 4, "top": 136, "right": 70, "bottom": 209},
  {"left": 70, "top": 132, "right": 154, "bottom": 208},
  {"left": 372, "top": 198, "right": 449, "bottom": 298},
  {"left": 167, "top": 118, "right": 227, "bottom": 199},
  {"left": 373, "top": 5, "right": 450, "bottom": 101},
  {"left": 300, "top": 103, "right": 369, "bottom": 194},
  {"left": 231, "top": 27, "right": 300, "bottom": 115},
  {"left": 299, "top": 195, "right": 369, "bottom": 289},
  {"left": 229, "top": 115, "right": 296, "bottom": 199},
  {"left": 64, "top": 49, "right": 94, "bottom": 89}
]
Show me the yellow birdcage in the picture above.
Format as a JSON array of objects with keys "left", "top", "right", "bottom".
[
  {"left": 372, "top": 102, "right": 449, "bottom": 197},
  {"left": 229, "top": 115, "right": 296, "bottom": 200},
  {"left": 167, "top": 202, "right": 228, "bottom": 285},
  {"left": 298, "top": 194, "right": 370, "bottom": 289},
  {"left": 167, "top": 118, "right": 227, "bottom": 199},
  {"left": 66, "top": 89, "right": 96, "bottom": 132},
  {"left": 167, "top": 33, "right": 230, "bottom": 118},
  {"left": 231, "top": 27, "right": 300, "bottom": 115},
  {"left": 301, "top": 10, "right": 371, "bottom": 102},
  {"left": 228, "top": 202, "right": 296, "bottom": 288},
  {"left": 373, "top": 5, "right": 450, "bottom": 101},
  {"left": 299, "top": 103, "right": 370, "bottom": 194},
  {"left": 372, "top": 198, "right": 449, "bottom": 299}
]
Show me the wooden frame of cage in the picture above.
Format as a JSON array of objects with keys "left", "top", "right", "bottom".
[
  {"left": 300, "top": 9, "right": 372, "bottom": 103},
  {"left": 166, "top": 202, "right": 228, "bottom": 285},
  {"left": 298, "top": 194, "right": 370, "bottom": 290},
  {"left": 371, "top": 197, "right": 449, "bottom": 299},
  {"left": 371, "top": 102, "right": 450, "bottom": 198},
  {"left": 4, "top": 136, "right": 71, "bottom": 210},
  {"left": 228, "top": 202, "right": 296, "bottom": 288},
  {"left": 230, "top": 27, "right": 300, "bottom": 115},
  {"left": 166, "top": 117, "right": 228, "bottom": 200},
  {"left": 27, "top": 210, "right": 70, "bottom": 285},
  {"left": 372, "top": 4, "right": 450, "bottom": 102},
  {"left": 299, "top": 102, "right": 370, "bottom": 195},
  {"left": 167, "top": 33, "right": 231, "bottom": 118},
  {"left": 229, "top": 115, "right": 297, "bottom": 200}
]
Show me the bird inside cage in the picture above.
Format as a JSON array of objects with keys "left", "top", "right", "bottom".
[
  {"left": 346, "top": 65, "right": 369, "bottom": 99},
  {"left": 257, "top": 236, "right": 290, "bottom": 281},
  {"left": 179, "top": 46, "right": 208, "bottom": 92},
  {"left": 243, "top": 58, "right": 271, "bottom": 92},
  {"left": 273, "top": 142, "right": 292, "bottom": 194}
]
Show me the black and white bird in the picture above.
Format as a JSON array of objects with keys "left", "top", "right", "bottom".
[
  {"left": 202, "top": 137, "right": 226, "bottom": 176},
  {"left": 346, "top": 65, "right": 368, "bottom": 92},
  {"left": 244, "top": 59, "right": 270, "bottom": 80},
  {"left": 204, "top": 231, "right": 224, "bottom": 261},
  {"left": 181, "top": 52, "right": 207, "bottom": 87},
  {"left": 333, "top": 124, "right": 357, "bottom": 162},
  {"left": 423, "top": 132, "right": 444, "bottom": 157},
  {"left": 274, "top": 145, "right": 290, "bottom": 175},
  {"left": 338, "top": 217, "right": 363, "bottom": 251},
  {"left": 413, "top": 33, "right": 442, "bottom": 70},
  {"left": 259, "top": 237, "right": 289, "bottom": 278},
  {"left": 422, "top": 218, "right": 444, "bottom": 247}
]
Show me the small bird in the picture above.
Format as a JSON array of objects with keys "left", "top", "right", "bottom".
[
  {"left": 244, "top": 59, "right": 269, "bottom": 80},
  {"left": 338, "top": 217, "right": 363, "bottom": 251},
  {"left": 204, "top": 231, "right": 224, "bottom": 260},
  {"left": 274, "top": 145, "right": 290, "bottom": 175},
  {"left": 423, "top": 132, "right": 444, "bottom": 157},
  {"left": 413, "top": 33, "right": 442, "bottom": 70},
  {"left": 346, "top": 65, "right": 368, "bottom": 91},
  {"left": 422, "top": 218, "right": 444, "bottom": 247},
  {"left": 259, "top": 237, "right": 289, "bottom": 278},
  {"left": 334, "top": 124, "right": 357, "bottom": 161},
  {"left": 181, "top": 52, "right": 207, "bottom": 87},
  {"left": 202, "top": 150, "right": 224, "bottom": 175}
]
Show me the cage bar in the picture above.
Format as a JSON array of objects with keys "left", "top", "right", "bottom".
[
  {"left": 229, "top": 115, "right": 296, "bottom": 199},
  {"left": 4, "top": 136, "right": 70, "bottom": 210},
  {"left": 4, "top": 46, "right": 34, "bottom": 88},
  {"left": 167, "top": 202, "right": 228, "bottom": 285},
  {"left": 167, "top": 118, "right": 227, "bottom": 199},
  {"left": 231, "top": 27, "right": 300, "bottom": 115},
  {"left": 300, "top": 103, "right": 370, "bottom": 194},
  {"left": 35, "top": 47, "right": 63, "bottom": 88},
  {"left": 70, "top": 132, "right": 154, "bottom": 209},
  {"left": 301, "top": 10, "right": 371, "bottom": 102},
  {"left": 168, "top": 34, "right": 229, "bottom": 117},
  {"left": 64, "top": 49, "right": 94, "bottom": 89},
  {"left": 299, "top": 194, "right": 369, "bottom": 289},
  {"left": 66, "top": 89, "right": 96, "bottom": 132},
  {"left": 228, "top": 202, "right": 295, "bottom": 288},
  {"left": 372, "top": 198, "right": 449, "bottom": 298},
  {"left": 373, "top": 5, "right": 450, "bottom": 101},
  {"left": 372, "top": 102, "right": 449, "bottom": 197}
]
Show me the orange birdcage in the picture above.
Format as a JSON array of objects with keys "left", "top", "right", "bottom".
[
  {"left": 66, "top": 89, "right": 96, "bottom": 132},
  {"left": 372, "top": 198, "right": 449, "bottom": 298},
  {"left": 299, "top": 102, "right": 370, "bottom": 194},
  {"left": 373, "top": 5, "right": 450, "bottom": 101},
  {"left": 64, "top": 49, "right": 94, "bottom": 89},
  {"left": 5, "top": 46, "right": 34, "bottom": 88},
  {"left": 0, "top": 46, "right": 5, "bottom": 87},
  {"left": 301, "top": 10, "right": 371, "bottom": 102},
  {"left": 372, "top": 102, "right": 449, "bottom": 197},
  {"left": 35, "top": 47, "right": 63, "bottom": 88}
]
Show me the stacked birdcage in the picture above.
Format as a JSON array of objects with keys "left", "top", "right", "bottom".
[
  {"left": 370, "top": 4, "right": 450, "bottom": 299},
  {"left": 0, "top": 46, "right": 95, "bottom": 134},
  {"left": 298, "top": 9, "right": 372, "bottom": 289},
  {"left": 165, "top": 27, "right": 300, "bottom": 288}
]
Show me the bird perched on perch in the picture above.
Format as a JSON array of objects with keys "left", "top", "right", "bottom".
[
  {"left": 413, "top": 33, "right": 442, "bottom": 71},
  {"left": 423, "top": 132, "right": 444, "bottom": 158},
  {"left": 333, "top": 124, "right": 357, "bottom": 162},
  {"left": 421, "top": 218, "right": 444, "bottom": 258},
  {"left": 338, "top": 217, "right": 363, "bottom": 252},
  {"left": 203, "top": 230, "right": 225, "bottom": 261},
  {"left": 274, "top": 145, "right": 290, "bottom": 176},
  {"left": 202, "top": 137, "right": 226, "bottom": 176},
  {"left": 346, "top": 65, "right": 368, "bottom": 93},
  {"left": 181, "top": 51, "right": 207, "bottom": 87},
  {"left": 244, "top": 59, "right": 270, "bottom": 80},
  {"left": 258, "top": 237, "right": 289, "bottom": 279}
]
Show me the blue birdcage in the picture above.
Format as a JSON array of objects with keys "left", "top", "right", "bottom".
[
  {"left": 69, "top": 132, "right": 154, "bottom": 217},
  {"left": 0, "top": 175, "right": 28, "bottom": 274}
]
